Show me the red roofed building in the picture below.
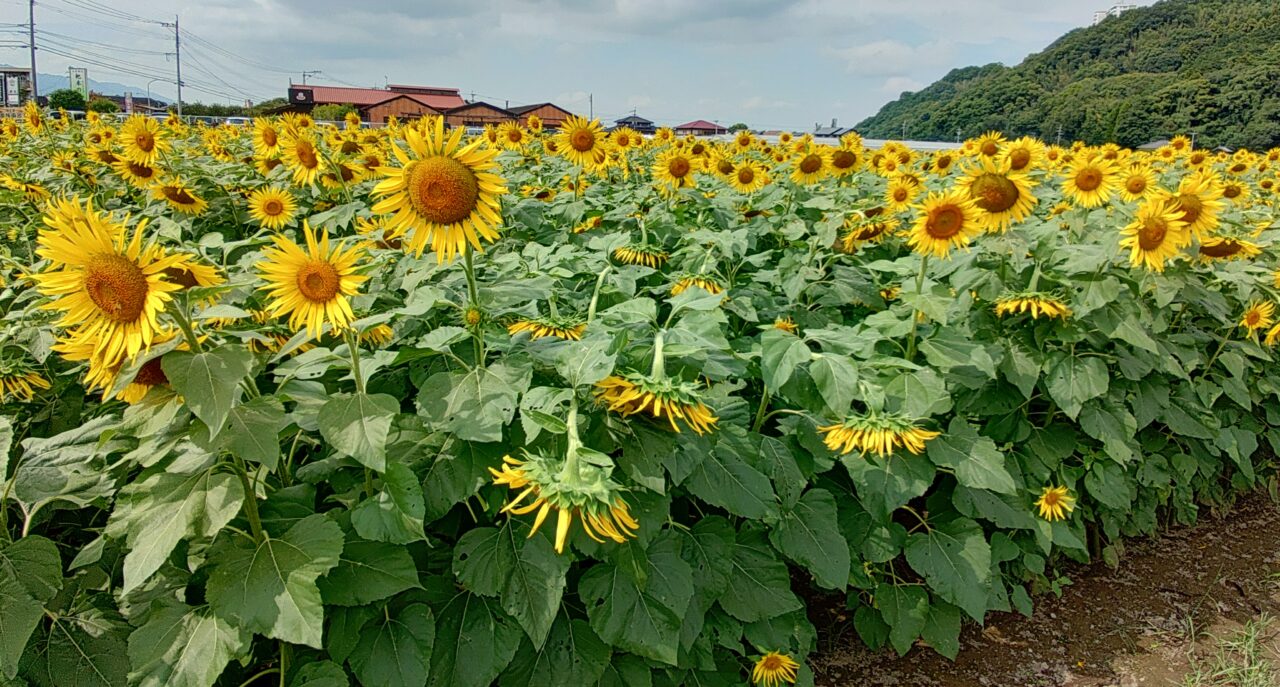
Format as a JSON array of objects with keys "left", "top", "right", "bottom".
[
  {"left": 675, "top": 119, "right": 728, "bottom": 136},
  {"left": 285, "top": 83, "right": 466, "bottom": 122}
]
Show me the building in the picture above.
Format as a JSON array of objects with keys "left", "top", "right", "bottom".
[
  {"left": 1092, "top": 4, "right": 1136, "bottom": 24},
  {"left": 509, "top": 102, "right": 575, "bottom": 129},
  {"left": 285, "top": 83, "right": 465, "bottom": 123},
  {"left": 675, "top": 119, "right": 727, "bottom": 136},
  {"left": 613, "top": 114, "right": 656, "bottom": 134},
  {"left": 0, "top": 67, "right": 31, "bottom": 108},
  {"left": 813, "top": 118, "right": 854, "bottom": 139},
  {"left": 443, "top": 101, "right": 515, "bottom": 128}
]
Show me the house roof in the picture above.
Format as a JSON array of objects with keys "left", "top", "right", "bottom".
[
  {"left": 675, "top": 119, "right": 724, "bottom": 130},
  {"left": 357, "top": 94, "right": 442, "bottom": 114},
  {"left": 509, "top": 102, "right": 573, "bottom": 117},
  {"left": 447, "top": 101, "right": 515, "bottom": 116},
  {"left": 615, "top": 114, "right": 653, "bottom": 125},
  {"left": 292, "top": 84, "right": 465, "bottom": 110}
]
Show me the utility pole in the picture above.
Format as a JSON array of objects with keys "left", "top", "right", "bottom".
[
  {"left": 27, "top": 0, "right": 37, "bottom": 103},
  {"left": 161, "top": 16, "right": 182, "bottom": 116},
  {"left": 301, "top": 71, "right": 320, "bottom": 85},
  {"left": 589, "top": 93, "right": 593, "bottom": 119},
  {"left": 1056, "top": 125, "right": 1063, "bottom": 146}
]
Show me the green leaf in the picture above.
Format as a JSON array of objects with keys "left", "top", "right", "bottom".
[
  {"left": 352, "top": 462, "right": 426, "bottom": 544},
  {"left": 499, "top": 525, "right": 570, "bottom": 648},
  {"left": 904, "top": 517, "right": 991, "bottom": 622},
  {"left": 843, "top": 453, "right": 936, "bottom": 522},
  {"left": 453, "top": 527, "right": 510, "bottom": 597},
  {"left": 1085, "top": 461, "right": 1132, "bottom": 509},
  {"left": 206, "top": 513, "right": 344, "bottom": 648},
  {"left": 926, "top": 417, "right": 1016, "bottom": 494},
  {"left": 685, "top": 443, "right": 777, "bottom": 519},
  {"left": 595, "top": 654, "right": 653, "bottom": 687},
  {"left": 579, "top": 532, "right": 693, "bottom": 665},
  {"left": 884, "top": 368, "right": 952, "bottom": 417},
  {"left": 757, "top": 436, "right": 807, "bottom": 509},
  {"left": 501, "top": 615, "right": 611, "bottom": 687},
  {"left": 718, "top": 531, "right": 802, "bottom": 623},
  {"left": 429, "top": 592, "right": 523, "bottom": 687},
  {"left": 875, "top": 583, "right": 927, "bottom": 656},
  {"left": 555, "top": 339, "right": 616, "bottom": 388},
  {"left": 162, "top": 345, "right": 254, "bottom": 438},
  {"left": 0, "top": 536, "right": 62, "bottom": 679},
  {"left": 809, "top": 355, "right": 858, "bottom": 413},
  {"left": 126, "top": 603, "right": 251, "bottom": 687},
  {"left": 0, "top": 416, "right": 12, "bottom": 480},
  {"left": 348, "top": 603, "right": 435, "bottom": 687},
  {"left": 318, "top": 392, "right": 399, "bottom": 472},
  {"left": 423, "top": 441, "right": 500, "bottom": 523},
  {"left": 920, "top": 333, "right": 996, "bottom": 378},
  {"left": 761, "top": 329, "right": 811, "bottom": 391},
  {"left": 1000, "top": 342, "right": 1041, "bottom": 399},
  {"left": 676, "top": 516, "right": 736, "bottom": 648},
  {"left": 425, "top": 363, "right": 527, "bottom": 443},
  {"left": 1045, "top": 353, "right": 1108, "bottom": 420},
  {"left": 317, "top": 539, "right": 421, "bottom": 606},
  {"left": 224, "top": 396, "right": 288, "bottom": 469},
  {"left": 922, "top": 601, "right": 962, "bottom": 659},
  {"left": 769, "top": 489, "right": 850, "bottom": 590},
  {"left": 113, "top": 469, "right": 244, "bottom": 594},
  {"left": 326, "top": 606, "right": 377, "bottom": 665},
  {"left": 1080, "top": 400, "right": 1137, "bottom": 464},
  {"left": 26, "top": 610, "right": 130, "bottom": 687},
  {"left": 290, "top": 661, "right": 349, "bottom": 687}
]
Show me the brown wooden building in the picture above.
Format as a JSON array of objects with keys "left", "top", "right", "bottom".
[
  {"left": 509, "top": 102, "right": 576, "bottom": 129},
  {"left": 443, "top": 102, "right": 516, "bottom": 128},
  {"left": 360, "top": 95, "right": 442, "bottom": 124}
]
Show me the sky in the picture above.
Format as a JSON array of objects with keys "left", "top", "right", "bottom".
[{"left": 1, "top": 0, "right": 1157, "bottom": 130}]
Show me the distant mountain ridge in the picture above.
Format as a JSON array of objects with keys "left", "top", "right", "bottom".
[{"left": 855, "top": 0, "right": 1280, "bottom": 150}]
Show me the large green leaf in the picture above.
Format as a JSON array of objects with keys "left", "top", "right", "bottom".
[
  {"left": 348, "top": 603, "right": 435, "bottom": 687},
  {"left": 224, "top": 395, "right": 288, "bottom": 469},
  {"left": 126, "top": 603, "right": 250, "bottom": 687},
  {"left": 454, "top": 523, "right": 570, "bottom": 648},
  {"left": 717, "top": 530, "right": 801, "bottom": 623},
  {"left": 842, "top": 453, "right": 936, "bottom": 522},
  {"left": 875, "top": 583, "right": 927, "bottom": 656},
  {"left": 809, "top": 354, "right": 858, "bottom": 414},
  {"left": 922, "top": 600, "right": 962, "bottom": 659},
  {"left": 676, "top": 516, "right": 736, "bottom": 649},
  {"left": 0, "top": 536, "right": 62, "bottom": 679},
  {"left": 429, "top": 592, "right": 523, "bottom": 687},
  {"left": 290, "top": 661, "right": 349, "bottom": 687},
  {"left": 904, "top": 517, "right": 991, "bottom": 621},
  {"left": 1044, "top": 352, "right": 1108, "bottom": 419},
  {"left": 162, "top": 345, "right": 254, "bottom": 439},
  {"left": 206, "top": 514, "right": 344, "bottom": 648},
  {"left": 500, "top": 615, "right": 611, "bottom": 687},
  {"left": 685, "top": 443, "right": 777, "bottom": 519},
  {"left": 578, "top": 532, "right": 693, "bottom": 665},
  {"left": 351, "top": 461, "right": 426, "bottom": 544},
  {"left": 24, "top": 609, "right": 130, "bottom": 687},
  {"left": 769, "top": 488, "right": 850, "bottom": 590},
  {"left": 926, "top": 417, "right": 1016, "bottom": 494},
  {"left": 318, "top": 392, "right": 399, "bottom": 472},
  {"left": 317, "top": 539, "right": 421, "bottom": 606},
  {"left": 761, "top": 328, "right": 812, "bottom": 391}
]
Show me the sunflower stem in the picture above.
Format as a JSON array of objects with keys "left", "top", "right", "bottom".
[
  {"left": 751, "top": 388, "right": 771, "bottom": 433},
  {"left": 904, "top": 255, "right": 928, "bottom": 361},
  {"left": 171, "top": 298, "right": 205, "bottom": 355},
  {"left": 1028, "top": 263, "right": 1042, "bottom": 293},
  {"left": 462, "top": 248, "right": 485, "bottom": 368},
  {"left": 650, "top": 330, "right": 667, "bottom": 381},
  {"left": 231, "top": 457, "right": 265, "bottom": 542},
  {"left": 560, "top": 394, "right": 582, "bottom": 482},
  {"left": 343, "top": 330, "right": 365, "bottom": 394},
  {"left": 1203, "top": 335, "right": 1230, "bottom": 375},
  {"left": 586, "top": 265, "right": 613, "bottom": 324}
]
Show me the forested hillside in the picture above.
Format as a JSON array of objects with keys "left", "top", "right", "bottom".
[{"left": 857, "top": 0, "right": 1280, "bottom": 149}]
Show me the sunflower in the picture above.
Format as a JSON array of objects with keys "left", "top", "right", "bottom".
[
  {"left": 507, "top": 315, "right": 587, "bottom": 341},
  {"left": 1061, "top": 156, "right": 1118, "bottom": 208},
  {"left": 1221, "top": 180, "right": 1250, "bottom": 205},
  {"left": 752, "top": 651, "right": 800, "bottom": 687},
  {"left": 956, "top": 157, "right": 1038, "bottom": 232},
  {"left": 0, "top": 363, "right": 50, "bottom": 403},
  {"left": 521, "top": 185, "right": 557, "bottom": 202},
  {"left": 930, "top": 151, "right": 957, "bottom": 176},
  {"left": 1197, "top": 236, "right": 1260, "bottom": 262},
  {"left": 553, "top": 115, "right": 607, "bottom": 169},
  {"left": 789, "top": 148, "right": 830, "bottom": 185},
  {"left": 595, "top": 373, "right": 718, "bottom": 435},
  {"left": 255, "top": 155, "right": 285, "bottom": 177},
  {"left": 524, "top": 114, "right": 543, "bottom": 133},
  {"left": 153, "top": 178, "right": 209, "bottom": 216},
  {"left": 255, "top": 221, "right": 369, "bottom": 339},
  {"left": 839, "top": 212, "right": 900, "bottom": 253},
  {"left": 829, "top": 146, "right": 861, "bottom": 177},
  {"left": 1118, "top": 164, "right": 1157, "bottom": 203},
  {"left": 113, "top": 159, "right": 161, "bottom": 189},
  {"left": 729, "top": 160, "right": 768, "bottom": 194},
  {"left": 883, "top": 177, "right": 919, "bottom": 213},
  {"left": 371, "top": 117, "right": 507, "bottom": 262},
  {"left": 653, "top": 149, "right": 698, "bottom": 190},
  {"left": 497, "top": 122, "right": 527, "bottom": 150},
  {"left": 773, "top": 317, "right": 798, "bottom": 334},
  {"left": 360, "top": 324, "right": 395, "bottom": 347},
  {"left": 1118, "top": 198, "right": 1190, "bottom": 272},
  {"left": 1000, "top": 136, "right": 1042, "bottom": 172},
  {"left": 818, "top": 412, "right": 940, "bottom": 457},
  {"left": 733, "top": 129, "right": 754, "bottom": 150},
  {"left": 247, "top": 187, "right": 298, "bottom": 230},
  {"left": 573, "top": 216, "right": 604, "bottom": 234},
  {"left": 1240, "top": 301, "right": 1275, "bottom": 334},
  {"left": 119, "top": 114, "right": 169, "bottom": 166},
  {"left": 611, "top": 127, "right": 640, "bottom": 150},
  {"left": 1035, "top": 485, "right": 1075, "bottom": 522},
  {"left": 281, "top": 131, "right": 323, "bottom": 186},
  {"left": 612, "top": 244, "right": 668, "bottom": 268},
  {"left": 972, "top": 131, "right": 1005, "bottom": 158},
  {"left": 32, "top": 198, "right": 189, "bottom": 367},
  {"left": 1167, "top": 172, "right": 1226, "bottom": 239},
  {"left": 906, "top": 189, "right": 982, "bottom": 258},
  {"left": 670, "top": 274, "right": 723, "bottom": 297},
  {"left": 1168, "top": 135, "right": 1192, "bottom": 154},
  {"left": 994, "top": 293, "right": 1071, "bottom": 319},
  {"left": 491, "top": 452, "right": 638, "bottom": 554}
]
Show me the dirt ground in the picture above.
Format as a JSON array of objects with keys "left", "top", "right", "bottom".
[{"left": 810, "top": 494, "right": 1280, "bottom": 687}]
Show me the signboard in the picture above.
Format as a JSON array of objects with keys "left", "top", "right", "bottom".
[
  {"left": 69, "top": 68, "right": 89, "bottom": 99},
  {"left": 124, "top": 92, "right": 133, "bottom": 114},
  {"left": 4, "top": 75, "right": 19, "bottom": 107},
  {"left": 288, "top": 87, "right": 314, "bottom": 104}
]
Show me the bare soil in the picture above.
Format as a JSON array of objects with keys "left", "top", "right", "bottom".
[{"left": 810, "top": 493, "right": 1280, "bottom": 687}]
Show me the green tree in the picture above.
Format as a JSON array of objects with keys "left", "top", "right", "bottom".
[
  {"left": 728, "top": 122, "right": 749, "bottom": 132},
  {"left": 312, "top": 103, "right": 357, "bottom": 122},
  {"left": 86, "top": 98, "right": 119, "bottom": 114},
  {"left": 47, "top": 88, "right": 86, "bottom": 111}
]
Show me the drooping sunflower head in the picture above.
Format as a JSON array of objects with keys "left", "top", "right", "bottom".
[
  {"left": 817, "top": 412, "right": 940, "bottom": 457},
  {"left": 507, "top": 314, "right": 587, "bottom": 341},
  {"left": 491, "top": 451, "right": 638, "bottom": 554},
  {"left": 1118, "top": 197, "right": 1191, "bottom": 272},
  {"left": 595, "top": 372, "right": 718, "bottom": 435},
  {"left": 906, "top": 189, "right": 983, "bottom": 258},
  {"left": 670, "top": 274, "right": 724, "bottom": 297},
  {"left": 1240, "top": 300, "right": 1275, "bottom": 334},
  {"left": 955, "top": 157, "right": 1038, "bottom": 232},
  {"left": 247, "top": 187, "right": 298, "bottom": 230},
  {"left": 839, "top": 210, "right": 900, "bottom": 253},
  {"left": 752, "top": 651, "right": 801, "bottom": 687},
  {"left": 359, "top": 323, "right": 395, "bottom": 347},
  {"left": 573, "top": 215, "right": 605, "bottom": 234},
  {"left": 1035, "top": 485, "right": 1075, "bottom": 522},
  {"left": 255, "top": 221, "right": 370, "bottom": 339},
  {"left": 153, "top": 178, "right": 209, "bottom": 216},
  {"left": 993, "top": 292, "right": 1072, "bottom": 320},
  {"left": 371, "top": 117, "right": 508, "bottom": 262},
  {"left": 0, "top": 356, "right": 50, "bottom": 403},
  {"left": 612, "top": 244, "right": 668, "bottom": 268},
  {"left": 113, "top": 158, "right": 161, "bottom": 189},
  {"left": 773, "top": 317, "right": 799, "bottom": 334}
]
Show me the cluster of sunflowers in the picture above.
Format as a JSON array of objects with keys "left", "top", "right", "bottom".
[{"left": 4, "top": 96, "right": 1280, "bottom": 686}]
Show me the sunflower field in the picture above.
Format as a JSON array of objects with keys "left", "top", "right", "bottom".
[{"left": 0, "top": 101, "right": 1278, "bottom": 687}]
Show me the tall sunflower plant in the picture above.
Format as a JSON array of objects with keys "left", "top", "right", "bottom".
[{"left": 1, "top": 108, "right": 1280, "bottom": 687}]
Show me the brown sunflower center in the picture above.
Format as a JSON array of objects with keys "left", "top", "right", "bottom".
[
  {"left": 855, "top": 223, "right": 887, "bottom": 241},
  {"left": 1246, "top": 310, "right": 1262, "bottom": 326},
  {"left": 84, "top": 254, "right": 149, "bottom": 323},
  {"left": 668, "top": 157, "right": 691, "bottom": 178},
  {"left": 341, "top": 140, "right": 361, "bottom": 155},
  {"left": 761, "top": 656, "right": 784, "bottom": 671},
  {"left": 263, "top": 158, "right": 283, "bottom": 171},
  {"left": 737, "top": 167, "right": 755, "bottom": 184},
  {"left": 134, "top": 132, "right": 155, "bottom": 153},
  {"left": 162, "top": 186, "right": 196, "bottom": 205},
  {"left": 1008, "top": 149, "right": 1031, "bottom": 170},
  {"left": 617, "top": 134, "right": 631, "bottom": 147},
  {"left": 1199, "top": 240, "right": 1241, "bottom": 258},
  {"left": 263, "top": 199, "right": 285, "bottom": 216},
  {"left": 162, "top": 266, "right": 200, "bottom": 288},
  {"left": 970, "top": 173, "right": 1019, "bottom": 213},
  {"left": 296, "top": 141, "right": 319, "bottom": 169},
  {"left": 1042, "top": 491, "right": 1063, "bottom": 507},
  {"left": 893, "top": 187, "right": 909, "bottom": 202},
  {"left": 1137, "top": 217, "right": 1168, "bottom": 250},
  {"left": 832, "top": 149, "right": 857, "bottom": 170},
  {"left": 1223, "top": 185, "right": 1241, "bottom": 199},
  {"left": 799, "top": 154, "right": 822, "bottom": 174},
  {"left": 296, "top": 260, "right": 341, "bottom": 303},
  {"left": 569, "top": 129, "right": 595, "bottom": 152},
  {"left": 1176, "top": 193, "right": 1203, "bottom": 225},
  {"left": 1074, "top": 167, "right": 1103, "bottom": 192},
  {"left": 717, "top": 159, "right": 735, "bottom": 175},
  {"left": 936, "top": 154, "right": 953, "bottom": 169},
  {"left": 128, "top": 162, "right": 154, "bottom": 179},
  {"left": 1125, "top": 175, "right": 1147, "bottom": 194},
  {"left": 980, "top": 141, "right": 999, "bottom": 157},
  {"left": 406, "top": 155, "right": 480, "bottom": 225},
  {"left": 927, "top": 205, "right": 964, "bottom": 239},
  {"left": 262, "top": 128, "right": 278, "bottom": 147},
  {"left": 507, "top": 130, "right": 522, "bottom": 143},
  {"left": 134, "top": 357, "right": 169, "bottom": 387}
]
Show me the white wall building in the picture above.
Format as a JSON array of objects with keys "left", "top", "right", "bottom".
[{"left": 1093, "top": 4, "right": 1137, "bottom": 25}]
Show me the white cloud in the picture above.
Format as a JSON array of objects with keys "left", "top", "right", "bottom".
[
  {"left": 882, "top": 76, "right": 925, "bottom": 94},
  {"left": 828, "top": 40, "right": 957, "bottom": 77}
]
